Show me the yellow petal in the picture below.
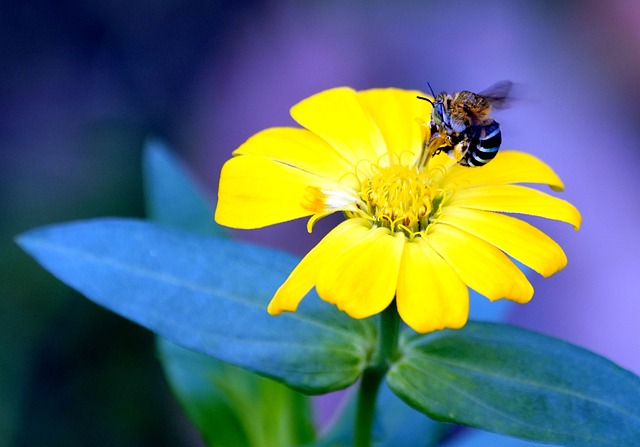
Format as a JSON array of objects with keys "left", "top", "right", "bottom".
[
  {"left": 232, "top": 127, "right": 355, "bottom": 184},
  {"left": 268, "top": 219, "right": 367, "bottom": 315},
  {"left": 449, "top": 184, "right": 581, "bottom": 230},
  {"left": 215, "top": 156, "right": 341, "bottom": 229},
  {"left": 357, "top": 88, "right": 430, "bottom": 162},
  {"left": 442, "top": 151, "right": 565, "bottom": 191},
  {"left": 396, "top": 237, "right": 469, "bottom": 333},
  {"left": 290, "top": 87, "right": 387, "bottom": 165},
  {"left": 427, "top": 224, "right": 533, "bottom": 303},
  {"left": 439, "top": 207, "right": 567, "bottom": 277},
  {"left": 316, "top": 227, "right": 405, "bottom": 319}
]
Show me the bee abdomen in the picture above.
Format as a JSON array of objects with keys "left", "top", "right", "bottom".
[{"left": 462, "top": 121, "right": 501, "bottom": 167}]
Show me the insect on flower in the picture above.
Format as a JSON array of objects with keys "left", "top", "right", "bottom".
[
  {"left": 417, "top": 81, "right": 512, "bottom": 168},
  {"left": 215, "top": 87, "right": 580, "bottom": 333}
]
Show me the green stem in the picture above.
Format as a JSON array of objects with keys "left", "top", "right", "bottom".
[{"left": 353, "top": 301, "right": 400, "bottom": 447}]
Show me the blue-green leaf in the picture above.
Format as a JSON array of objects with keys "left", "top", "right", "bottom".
[
  {"left": 17, "top": 219, "right": 375, "bottom": 394},
  {"left": 387, "top": 321, "right": 640, "bottom": 447},
  {"left": 372, "top": 383, "right": 451, "bottom": 447},
  {"left": 142, "top": 142, "right": 316, "bottom": 446},
  {"left": 445, "top": 428, "right": 561, "bottom": 447},
  {"left": 142, "top": 139, "right": 225, "bottom": 237},
  {"left": 312, "top": 382, "right": 451, "bottom": 447}
]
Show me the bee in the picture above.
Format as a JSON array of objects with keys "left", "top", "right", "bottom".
[{"left": 417, "top": 81, "right": 512, "bottom": 167}]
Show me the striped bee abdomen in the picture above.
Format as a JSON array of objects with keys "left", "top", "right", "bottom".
[{"left": 460, "top": 120, "right": 502, "bottom": 167}]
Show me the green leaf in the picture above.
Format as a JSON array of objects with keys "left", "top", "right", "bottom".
[
  {"left": 17, "top": 218, "right": 375, "bottom": 394},
  {"left": 387, "top": 321, "right": 640, "bottom": 447},
  {"left": 158, "top": 338, "right": 315, "bottom": 447},
  {"left": 142, "top": 139, "right": 225, "bottom": 237}
]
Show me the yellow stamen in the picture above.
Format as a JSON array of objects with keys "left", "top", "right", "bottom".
[{"left": 351, "top": 162, "right": 445, "bottom": 238}]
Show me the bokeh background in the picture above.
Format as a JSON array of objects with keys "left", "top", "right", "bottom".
[{"left": 3, "top": 0, "right": 640, "bottom": 445}]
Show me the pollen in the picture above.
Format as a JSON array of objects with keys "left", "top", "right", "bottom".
[{"left": 353, "top": 163, "right": 443, "bottom": 238}]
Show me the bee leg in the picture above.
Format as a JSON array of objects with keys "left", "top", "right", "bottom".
[
  {"left": 453, "top": 141, "right": 470, "bottom": 165},
  {"left": 433, "top": 145, "right": 453, "bottom": 157},
  {"left": 417, "top": 133, "right": 447, "bottom": 168},
  {"left": 434, "top": 135, "right": 458, "bottom": 161}
]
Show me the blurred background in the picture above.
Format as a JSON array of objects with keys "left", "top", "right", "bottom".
[{"left": 3, "top": 0, "right": 640, "bottom": 445}]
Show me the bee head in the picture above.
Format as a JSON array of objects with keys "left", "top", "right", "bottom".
[
  {"left": 417, "top": 83, "right": 451, "bottom": 131},
  {"left": 429, "top": 95, "right": 451, "bottom": 131}
]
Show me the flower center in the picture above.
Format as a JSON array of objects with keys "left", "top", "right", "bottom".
[{"left": 350, "top": 162, "right": 444, "bottom": 238}]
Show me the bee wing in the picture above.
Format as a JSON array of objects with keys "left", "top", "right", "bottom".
[
  {"left": 461, "top": 103, "right": 488, "bottom": 129},
  {"left": 479, "top": 80, "right": 513, "bottom": 109}
]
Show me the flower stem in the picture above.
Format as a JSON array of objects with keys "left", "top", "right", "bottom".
[{"left": 353, "top": 301, "right": 400, "bottom": 447}]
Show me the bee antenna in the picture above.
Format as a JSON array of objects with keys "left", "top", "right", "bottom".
[
  {"left": 417, "top": 82, "right": 437, "bottom": 104},
  {"left": 427, "top": 82, "right": 436, "bottom": 97}
]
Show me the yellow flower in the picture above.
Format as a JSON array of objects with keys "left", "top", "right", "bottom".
[{"left": 215, "top": 87, "right": 581, "bottom": 333}]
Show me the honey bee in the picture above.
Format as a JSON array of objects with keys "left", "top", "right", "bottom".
[{"left": 417, "top": 81, "right": 512, "bottom": 167}]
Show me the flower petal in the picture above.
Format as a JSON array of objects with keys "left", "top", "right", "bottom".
[
  {"left": 442, "top": 151, "right": 565, "bottom": 191},
  {"left": 396, "top": 237, "right": 469, "bottom": 333},
  {"left": 290, "top": 87, "right": 387, "bottom": 165},
  {"left": 357, "top": 88, "right": 430, "bottom": 162},
  {"left": 317, "top": 227, "right": 405, "bottom": 319},
  {"left": 232, "top": 127, "right": 355, "bottom": 184},
  {"left": 439, "top": 207, "right": 567, "bottom": 277},
  {"left": 449, "top": 184, "right": 581, "bottom": 230},
  {"left": 427, "top": 224, "right": 533, "bottom": 303},
  {"left": 215, "top": 156, "right": 340, "bottom": 229},
  {"left": 268, "top": 219, "right": 366, "bottom": 315}
]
